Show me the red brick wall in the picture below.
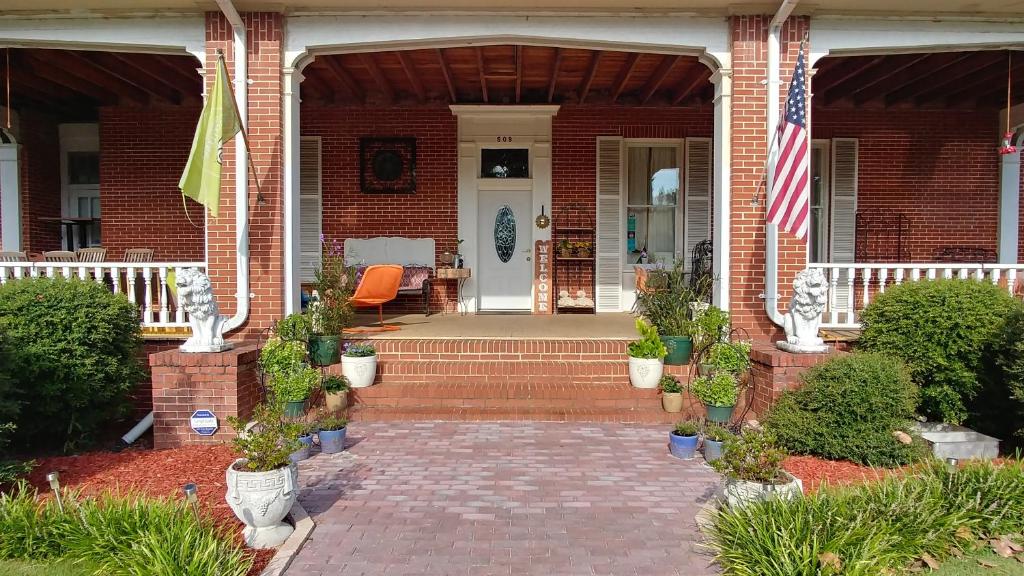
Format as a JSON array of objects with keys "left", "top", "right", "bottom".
[
  {"left": 812, "top": 108, "right": 1000, "bottom": 262},
  {"left": 100, "top": 105, "right": 205, "bottom": 262},
  {"left": 18, "top": 109, "right": 62, "bottom": 252},
  {"left": 551, "top": 105, "right": 714, "bottom": 296},
  {"left": 205, "top": 12, "right": 284, "bottom": 337}
]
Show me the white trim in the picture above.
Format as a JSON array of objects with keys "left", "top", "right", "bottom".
[
  {"left": 710, "top": 68, "right": 730, "bottom": 310},
  {"left": 998, "top": 132, "right": 1022, "bottom": 264},
  {"left": 284, "top": 66, "right": 305, "bottom": 314},
  {"left": 809, "top": 139, "right": 831, "bottom": 263},
  {"left": 0, "top": 138, "right": 19, "bottom": 252},
  {"left": 0, "top": 16, "right": 205, "bottom": 61}
]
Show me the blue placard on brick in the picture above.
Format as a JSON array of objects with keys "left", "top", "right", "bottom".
[{"left": 190, "top": 410, "right": 219, "bottom": 436}]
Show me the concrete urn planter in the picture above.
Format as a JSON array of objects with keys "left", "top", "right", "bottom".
[
  {"left": 723, "top": 470, "right": 803, "bottom": 508},
  {"left": 225, "top": 459, "right": 298, "bottom": 549},
  {"left": 342, "top": 354, "right": 377, "bottom": 388},
  {"left": 628, "top": 356, "right": 664, "bottom": 389}
]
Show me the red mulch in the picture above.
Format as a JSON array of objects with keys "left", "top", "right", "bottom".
[
  {"left": 25, "top": 445, "right": 273, "bottom": 576},
  {"left": 784, "top": 455, "right": 903, "bottom": 492}
]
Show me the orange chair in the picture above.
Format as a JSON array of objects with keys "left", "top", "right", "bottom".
[{"left": 345, "top": 265, "right": 404, "bottom": 333}]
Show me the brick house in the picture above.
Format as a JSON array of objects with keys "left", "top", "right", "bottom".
[{"left": 1, "top": 1, "right": 1023, "bottom": 440}]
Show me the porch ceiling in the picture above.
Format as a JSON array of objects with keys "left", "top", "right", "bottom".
[
  {"left": 814, "top": 49, "right": 1023, "bottom": 110},
  {"left": 301, "top": 46, "right": 713, "bottom": 107},
  {"left": 6, "top": 48, "right": 203, "bottom": 119}
]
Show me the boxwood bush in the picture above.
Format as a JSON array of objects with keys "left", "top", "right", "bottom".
[
  {"left": 0, "top": 278, "right": 143, "bottom": 451},
  {"left": 978, "top": 305, "right": 1024, "bottom": 447},
  {"left": 858, "top": 279, "right": 1019, "bottom": 424},
  {"left": 765, "top": 352, "right": 923, "bottom": 466}
]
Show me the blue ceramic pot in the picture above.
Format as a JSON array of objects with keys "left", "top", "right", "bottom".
[
  {"left": 290, "top": 434, "right": 313, "bottom": 463},
  {"left": 669, "top": 431, "right": 699, "bottom": 460},
  {"left": 703, "top": 438, "right": 725, "bottom": 463},
  {"left": 319, "top": 427, "right": 347, "bottom": 454}
]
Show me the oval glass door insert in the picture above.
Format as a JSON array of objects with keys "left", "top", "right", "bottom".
[{"left": 494, "top": 205, "right": 516, "bottom": 263}]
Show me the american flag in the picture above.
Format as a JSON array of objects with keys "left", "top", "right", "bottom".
[{"left": 767, "top": 44, "right": 810, "bottom": 240}]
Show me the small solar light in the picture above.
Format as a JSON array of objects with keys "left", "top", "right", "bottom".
[
  {"left": 47, "top": 472, "right": 64, "bottom": 513},
  {"left": 183, "top": 483, "right": 200, "bottom": 520},
  {"left": 945, "top": 457, "right": 959, "bottom": 471}
]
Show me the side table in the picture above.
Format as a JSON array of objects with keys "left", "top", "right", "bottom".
[{"left": 435, "top": 267, "right": 471, "bottom": 315}]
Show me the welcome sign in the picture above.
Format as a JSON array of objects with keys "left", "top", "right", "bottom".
[{"left": 533, "top": 240, "right": 552, "bottom": 314}]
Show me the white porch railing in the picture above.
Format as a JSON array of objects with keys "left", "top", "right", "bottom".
[
  {"left": 808, "top": 263, "right": 1024, "bottom": 329},
  {"left": 0, "top": 261, "right": 206, "bottom": 329}
]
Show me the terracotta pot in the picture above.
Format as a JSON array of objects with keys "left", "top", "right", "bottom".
[
  {"left": 662, "top": 392, "right": 684, "bottom": 413},
  {"left": 325, "top": 390, "right": 348, "bottom": 411}
]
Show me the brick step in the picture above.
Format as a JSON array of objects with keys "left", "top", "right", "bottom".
[
  {"left": 351, "top": 338, "right": 633, "bottom": 362},
  {"left": 346, "top": 405, "right": 693, "bottom": 424},
  {"left": 326, "top": 361, "right": 693, "bottom": 385}
]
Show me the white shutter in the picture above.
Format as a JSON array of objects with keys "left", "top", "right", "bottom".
[
  {"left": 830, "top": 138, "right": 858, "bottom": 313},
  {"left": 684, "top": 138, "right": 712, "bottom": 270},
  {"left": 300, "top": 137, "right": 322, "bottom": 284},
  {"left": 595, "top": 137, "right": 624, "bottom": 312}
]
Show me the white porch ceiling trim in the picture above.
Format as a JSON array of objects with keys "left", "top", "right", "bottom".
[{"left": 0, "top": 16, "right": 205, "bottom": 61}]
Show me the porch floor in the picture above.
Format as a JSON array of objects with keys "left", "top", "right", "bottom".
[{"left": 348, "top": 312, "right": 636, "bottom": 340}]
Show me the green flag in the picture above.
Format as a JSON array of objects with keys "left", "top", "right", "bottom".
[{"left": 178, "top": 56, "right": 241, "bottom": 218}]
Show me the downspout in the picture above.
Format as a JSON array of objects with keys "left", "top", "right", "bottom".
[
  {"left": 763, "top": 0, "right": 800, "bottom": 327},
  {"left": 215, "top": 0, "right": 251, "bottom": 333}
]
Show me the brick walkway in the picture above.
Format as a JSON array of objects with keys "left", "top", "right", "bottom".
[{"left": 288, "top": 422, "right": 722, "bottom": 576}]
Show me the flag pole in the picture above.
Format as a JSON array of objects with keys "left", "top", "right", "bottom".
[
  {"left": 755, "top": 34, "right": 809, "bottom": 208},
  {"left": 216, "top": 50, "right": 266, "bottom": 205}
]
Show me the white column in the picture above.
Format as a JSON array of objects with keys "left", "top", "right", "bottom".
[
  {"left": 998, "top": 143, "right": 1020, "bottom": 264},
  {"left": 0, "top": 143, "right": 19, "bottom": 252},
  {"left": 283, "top": 66, "right": 304, "bottom": 314},
  {"left": 710, "top": 68, "right": 731, "bottom": 310}
]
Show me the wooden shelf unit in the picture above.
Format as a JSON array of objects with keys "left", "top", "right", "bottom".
[{"left": 552, "top": 203, "right": 596, "bottom": 314}]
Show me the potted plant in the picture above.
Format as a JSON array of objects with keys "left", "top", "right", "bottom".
[
  {"left": 290, "top": 421, "right": 317, "bottom": 463},
  {"left": 323, "top": 373, "right": 350, "bottom": 411},
  {"left": 342, "top": 342, "right": 378, "bottom": 388},
  {"left": 632, "top": 260, "right": 698, "bottom": 365},
  {"left": 690, "top": 371, "right": 740, "bottom": 424},
  {"left": 669, "top": 419, "right": 700, "bottom": 460},
  {"left": 558, "top": 238, "right": 573, "bottom": 258},
  {"left": 712, "top": 429, "right": 802, "bottom": 508},
  {"left": 275, "top": 312, "right": 311, "bottom": 343},
  {"left": 307, "top": 236, "right": 355, "bottom": 366},
  {"left": 702, "top": 423, "right": 731, "bottom": 463},
  {"left": 317, "top": 413, "right": 348, "bottom": 454},
  {"left": 659, "top": 374, "right": 684, "bottom": 413},
  {"left": 706, "top": 340, "right": 752, "bottom": 375},
  {"left": 627, "top": 318, "right": 667, "bottom": 389},
  {"left": 691, "top": 306, "right": 730, "bottom": 375},
  {"left": 575, "top": 241, "right": 592, "bottom": 258},
  {"left": 260, "top": 338, "right": 319, "bottom": 418},
  {"left": 225, "top": 401, "right": 303, "bottom": 548}
]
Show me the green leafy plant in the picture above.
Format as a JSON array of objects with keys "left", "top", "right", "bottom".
[
  {"left": 557, "top": 238, "right": 572, "bottom": 254},
  {"left": 708, "top": 459, "right": 1024, "bottom": 576},
  {"left": 272, "top": 366, "right": 319, "bottom": 403},
  {"left": 704, "top": 423, "right": 731, "bottom": 443},
  {"left": 227, "top": 402, "right": 302, "bottom": 473},
  {"left": 765, "top": 352, "right": 925, "bottom": 467},
  {"left": 627, "top": 318, "right": 668, "bottom": 359},
  {"left": 707, "top": 341, "right": 752, "bottom": 374},
  {"left": 275, "top": 313, "right": 311, "bottom": 343},
  {"left": 978, "top": 305, "right": 1024, "bottom": 448},
  {"left": 309, "top": 237, "right": 356, "bottom": 335},
  {"left": 322, "top": 374, "right": 350, "bottom": 394},
  {"left": 690, "top": 372, "right": 740, "bottom": 407},
  {"left": 259, "top": 338, "right": 307, "bottom": 378},
  {"left": 0, "top": 277, "right": 143, "bottom": 452},
  {"left": 343, "top": 343, "right": 377, "bottom": 357},
  {"left": 673, "top": 420, "right": 700, "bottom": 436},
  {"left": 691, "top": 305, "right": 731, "bottom": 360},
  {"left": 712, "top": 429, "right": 788, "bottom": 484},
  {"left": 859, "top": 279, "right": 1019, "bottom": 424},
  {"left": 659, "top": 375, "right": 683, "bottom": 394},
  {"left": 318, "top": 414, "right": 348, "bottom": 431},
  {"left": 632, "top": 260, "right": 699, "bottom": 337}
]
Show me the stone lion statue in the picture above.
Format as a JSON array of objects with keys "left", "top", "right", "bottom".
[
  {"left": 177, "top": 267, "right": 231, "bottom": 353},
  {"left": 779, "top": 267, "right": 829, "bottom": 353}
]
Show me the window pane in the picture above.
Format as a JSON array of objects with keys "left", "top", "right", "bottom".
[
  {"left": 810, "top": 146, "right": 826, "bottom": 263},
  {"left": 481, "top": 149, "right": 529, "bottom": 178},
  {"left": 68, "top": 152, "right": 99, "bottom": 185},
  {"left": 627, "top": 206, "right": 675, "bottom": 260},
  {"left": 627, "top": 147, "right": 678, "bottom": 205}
]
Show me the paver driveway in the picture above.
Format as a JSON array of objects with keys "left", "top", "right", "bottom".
[{"left": 288, "top": 422, "right": 722, "bottom": 576}]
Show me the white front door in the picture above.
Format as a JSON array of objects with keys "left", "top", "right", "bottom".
[{"left": 477, "top": 189, "right": 533, "bottom": 311}]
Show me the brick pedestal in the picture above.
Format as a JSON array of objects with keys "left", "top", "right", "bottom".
[
  {"left": 149, "top": 344, "right": 262, "bottom": 449},
  {"left": 749, "top": 343, "right": 838, "bottom": 417}
]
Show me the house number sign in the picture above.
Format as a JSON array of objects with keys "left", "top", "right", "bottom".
[
  {"left": 533, "top": 240, "right": 553, "bottom": 314},
  {"left": 496, "top": 136, "right": 513, "bottom": 142}
]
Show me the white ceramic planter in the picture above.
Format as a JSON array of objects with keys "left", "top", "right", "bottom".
[
  {"left": 628, "top": 356, "right": 664, "bottom": 389},
  {"left": 342, "top": 354, "right": 377, "bottom": 388},
  {"left": 723, "top": 470, "right": 803, "bottom": 508},
  {"left": 225, "top": 459, "right": 298, "bottom": 549}
]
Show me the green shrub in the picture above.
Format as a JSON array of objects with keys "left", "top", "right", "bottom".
[
  {"left": 765, "top": 353, "right": 923, "bottom": 466},
  {"left": 0, "top": 278, "right": 143, "bottom": 451},
  {"left": 692, "top": 305, "right": 730, "bottom": 359},
  {"left": 0, "top": 483, "right": 251, "bottom": 576},
  {"left": 979, "top": 305, "right": 1024, "bottom": 447},
  {"left": 711, "top": 429, "right": 787, "bottom": 483},
  {"left": 274, "top": 313, "right": 311, "bottom": 342},
  {"left": 690, "top": 372, "right": 739, "bottom": 407},
  {"left": 708, "top": 460, "right": 1024, "bottom": 576},
  {"left": 673, "top": 420, "right": 700, "bottom": 436},
  {"left": 227, "top": 402, "right": 302, "bottom": 472},
  {"left": 707, "top": 341, "right": 752, "bottom": 374},
  {"left": 859, "top": 279, "right": 1019, "bottom": 424},
  {"left": 626, "top": 318, "right": 667, "bottom": 359},
  {"left": 704, "top": 423, "right": 731, "bottom": 443}
]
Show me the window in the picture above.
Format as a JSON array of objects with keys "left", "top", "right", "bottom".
[
  {"left": 481, "top": 148, "right": 529, "bottom": 178},
  {"left": 626, "top": 146, "right": 679, "bottom": 264},
  {"left": 67, "top": 152, "right": 100, "bottom": 185},
  {"left": 809, "top": 142, "right": 829, "bottom": 263}
]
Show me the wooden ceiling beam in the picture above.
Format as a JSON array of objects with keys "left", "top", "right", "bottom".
[
  {"left": 77, "top": 51, "right": 185, "bottom": 105},
  {"left": 51, "top": 50, "right": 150, "bottom": 105},
  {"left": 578, "top": 50, "right": 602, "bottom": 104},
  {"left": 476, "top": 47, "right": 488, "bottom": 103},
  {"left": 396, "top": 51, "right": 426, "bottom": 103},
  {"left": 152, "top": 54, "right": 203, "bottom": 87},
  {"left": 911, "top": 56, "right": 1008, "bottom": 106},
  {"left": 945, "top": 54, "right": 1024, "bottom": 107},
  {"left": 9, "top": 90, "right": 80, "bottom": 117},
  {"left": 814, "top": 55, "right": 886, "bottom": 97},
  {"left": 21, "top": 53, "right": 121, "bottom": 105},
  {"left": 320, "top": 56, "right": 363, "bottom": 103},
  {"left": 846, "top": 53, "right": 964, "bottom": 105},
  {"left": 885, "top": 52, "right": 1003, "bottom": 106},
  {"left": 436, "top": 49, "right": 457, "bottom": 103},
  {"left": 672, "top": 65, "right": 712, "bottom": 105},
  {"left": 611, "top": 52, "right": 641, "bottom": 103},
  {"left": 360, "top": 53, "right": 394, "bottom": 103},
  {"left": 299, "top": 68, "right": 335, "bottom": 102},
  {"left": 515, "top": 45, "right": 523, "bottom": 104},
  {"left": 547, "top": 48, "right": 563, "bottom": 103},
  {"left": 974, "top": 77, "right": 1024, "bottom": 108},
  {"left": 639, "top": 55, "right": 680, "bottom": 104},
  {"left": 106, "top": 52, "right": 201, "bottom": 103},
  {"left": 823, "top": 54, "right": 930, "bottom": 104},
  {"left": 11, "top": 67, "right": 82, "bottom": 103}
]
